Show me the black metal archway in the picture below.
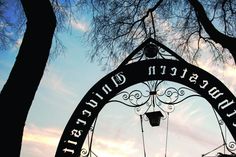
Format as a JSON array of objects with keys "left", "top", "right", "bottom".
[{"left": 55, "top": 38, "right": 236, "bottom": 157}]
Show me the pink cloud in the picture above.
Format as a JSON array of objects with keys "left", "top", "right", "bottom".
[{"left": 21, "top": 125, "right": 62, "bottom": 157}]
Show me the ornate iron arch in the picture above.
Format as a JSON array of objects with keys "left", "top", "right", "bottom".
[{"left": 55, "top": 38, "right": 236, "bottom": 157}]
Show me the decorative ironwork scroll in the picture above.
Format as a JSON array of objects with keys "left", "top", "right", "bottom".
[
  {"left": 55, "top": 38, "right": 236, "bottom": 157},
  {"left": 109, "top": 80, "right": 201, "bottom": 119}
]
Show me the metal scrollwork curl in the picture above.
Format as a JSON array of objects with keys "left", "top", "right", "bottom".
[
  {"left": 80, "top": 148, "right": 89, "bottom": 157},
  {"left": 135, "top": 106, "right": 142, "bottom": 113},
  {"left": 158, "top": 87, "right": 179, "bottom": 104},
  {"left": 165, "top": 87, "right": 177, "bottom": 97},
  {"left": 121, "top": 91, "right": 129, "bottom": 101},
  {"left": 157, "top": 86, "right": 200, "bottom": 105},
  {"left": 126, "top": 89, "right": 148, "bottom": 106},
  {"left": 130, "top": 90, "right": 143, "bottom": 100},
  {"left": 110, "top": 89, "right": 150, "bottom": 107},
  {"left": 227, "top": 141, "right": 236, "bottom": 151},
  {"left": 110, "top": 81, "right": 201, "bottom": 120},
  {"left": 178, "top": 87, "right": 185, "bottom": 96},
  {"left": 167, "top": 104, "right": 175, "bottom": 113}
]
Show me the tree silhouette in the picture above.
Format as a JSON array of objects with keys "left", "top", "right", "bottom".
[
  {"left": 0, "top": 0, "right": 56, "bottom": 156},
  {"left": 188, "top": 0, "right": 236, "bottom": 61},
  {"left": 0, "top": 0, "right": 235, "bottom": 156},
  {"left": 78, "top": 0, "right": 236, "bottom": 68}
]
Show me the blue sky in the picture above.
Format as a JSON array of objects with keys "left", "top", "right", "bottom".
[{"left": 1, "top": 11, "right": 236, "bottom": 157}]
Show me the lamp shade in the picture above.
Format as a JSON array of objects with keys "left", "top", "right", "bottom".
[{"left": 145, "top": 111, "right": 164, "bottom": 127}]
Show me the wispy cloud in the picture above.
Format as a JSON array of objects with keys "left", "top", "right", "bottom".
[
  {"left": 23, "top": 125, "right": 61, "bottom": 146},
  {"left": 70, "top": 20, "right": 89, "bottom": 32},
  {"left": 91, "top": 136, "right": 139, "bottom": 157},
  {"left": 21, "top": 125, "right": 62, "bottom": 157},
  {"left": 165, "top": 102, "right": 222, "bottom": 148},
  {"left": 41, "top": 68, "right": 77, "bottom": 98},
  {"left": 197, "top": 60, "right": 236, "bottom": 95}
]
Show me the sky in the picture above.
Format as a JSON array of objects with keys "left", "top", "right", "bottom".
[{"left": 1, "top": 6, "right": 236, "bottom": 157}]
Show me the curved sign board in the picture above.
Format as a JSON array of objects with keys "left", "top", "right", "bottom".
[{"left": 55, "top": 59, "right": 236, "bottom": 157}]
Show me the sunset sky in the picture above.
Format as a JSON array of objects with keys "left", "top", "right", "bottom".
[{"left": 0, "top": 6, "right": 236, "bottom": 157}]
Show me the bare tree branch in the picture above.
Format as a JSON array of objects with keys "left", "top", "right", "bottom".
[{"left": 188, "top": 0, "right": 236, "bottom": 63}]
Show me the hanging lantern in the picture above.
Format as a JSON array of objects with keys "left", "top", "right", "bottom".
[
  {"left": 145, "top": 111, "right": 164, "bottom": 127},
  {"left": 143, "top": 43, "right": 159, "bottom": 58}
]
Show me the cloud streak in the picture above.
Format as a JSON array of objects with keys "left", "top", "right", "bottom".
[
  {"left": 91, "top": 136, "right": 139, "bottom": 157},
  {"left": 23, "top": 125, "right": 61, "bottom": 146},
  {"left": 197, "top": 60, "right": 236, "bottom": 95},
  {"left": 41, "top": 68, "right": 77, "bottom": 98},
  {"left": 21, "top": 125, "right": 62, "bottom": 157},
  {"left": 70, "top": 20, "right": 89, "bottom": 32},
  {"left": 166, "top": 102, "right": 221, "bottom": 146}
]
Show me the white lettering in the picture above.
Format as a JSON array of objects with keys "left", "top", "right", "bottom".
[
  {"left": 95, "top": 92, "right": 103, "bottom": 100},
  {"left": 189, "top": 73, "right": 198, "bottom": 84},
  {"left": 180, "top": 68, "right": 188, "bottom": 78},
  {"left": 102, "top": 84, "right": 112, "bottom": 94},
  {"left": 170, "top": 67, "right": 177, "bottom": 76},
  {"left": 71, "top": 129, "right": 82, "bottom": 138},
  {"left": 63, "top": 148, "right": 74, "bottom": 154},
  {"left": 76, "top": 118, "right": 86, "bottom": 125},
  {"left": 82, "top": 110, "right": 91, "bottom": 117},
  {"left": 218, "top": 99, "right": 235, "bottom": 110},
  {"left": 208, "top": 87, "right": 224, "bottom": 99},
  {"left": 200, "top": 80, "right": 208, "bottom": 89},
  {"left": 227, "top": 110, "right": 236, "bottom": 118},
  {"left": 85, "top": 100, "right": 98, "bottom": 108},
  {"left": 67, "top": 140, "right": 77, "bottom": 145},
  {"left": 148, "top": 66, "right": 156, "bottom": 75},
  {"left": 160, "top": 66, "right": 166, "bottom": 75},
  {"left": 111, "top": 72, "right": 126, "bottom": 87}
]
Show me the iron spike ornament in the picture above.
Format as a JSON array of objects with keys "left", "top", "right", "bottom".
[{"left": 55, "top": 38, "right": 236, "bottom": 157}]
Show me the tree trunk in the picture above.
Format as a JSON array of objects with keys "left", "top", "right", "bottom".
[
  {"left": 0, "top": 0, "right": 56, "bottom": 156},
  {"left": 188, "top": 0, "right": 236, "bottom": 63}
]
